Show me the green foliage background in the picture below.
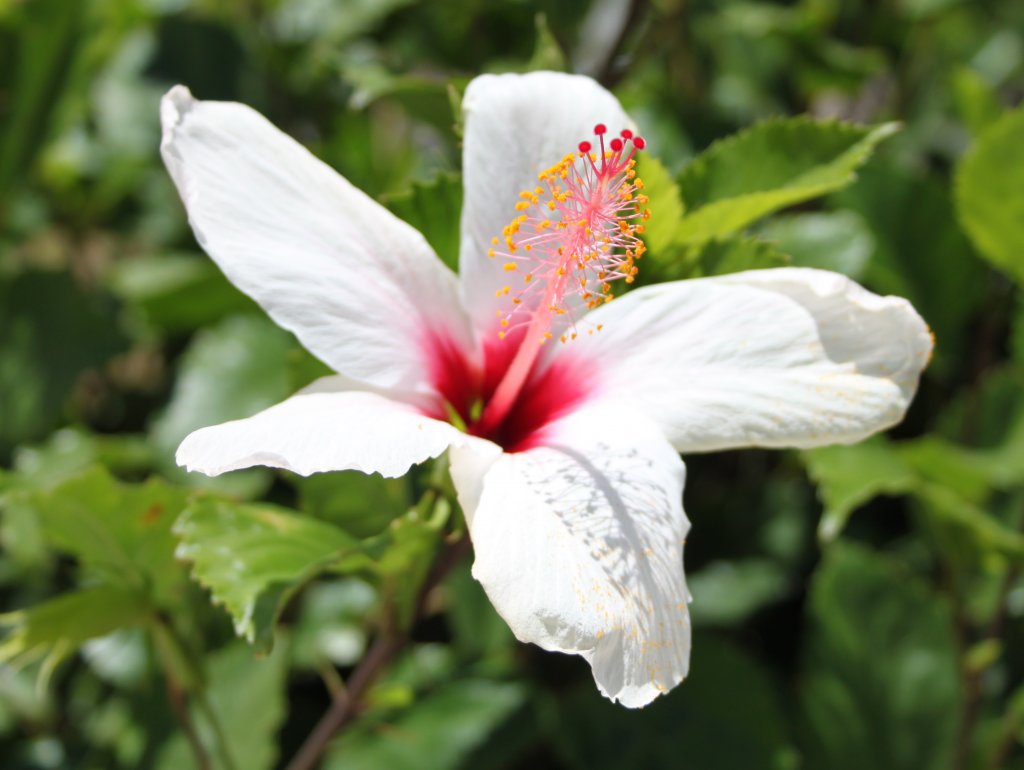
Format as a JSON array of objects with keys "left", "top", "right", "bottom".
[{"left": 1, "top": 0, "right": 1023, "bottom": 768}]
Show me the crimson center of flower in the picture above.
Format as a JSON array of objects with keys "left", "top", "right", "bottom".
[{"left": 431, "top": 125, "right": 651, "bottom": 452}]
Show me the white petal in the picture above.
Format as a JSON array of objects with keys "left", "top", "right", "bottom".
[
  {"left": 577, "top": 267, "right": 933, "bottom": 452},
  {"left": 459, "top": 72, "right": 631, "bottom": 334},
  {"left": 453, "top": 404, "right": 691, "bottom": 708},
  {"left": 161, "top": 86, "right": 473, "bottom": 394},
  {"left": 177, "top": 377, "right": 467, "bottom": 478}
]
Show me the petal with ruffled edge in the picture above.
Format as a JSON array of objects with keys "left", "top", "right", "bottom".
[
  {"left": 161, "top": 87, "right": 473, "bottom": 396},
  {"left": 574, "top": 267, "right": 932, "bottom": 452},
  {"left": 459, "top": 72, "right": 631, "bottom": 334},
  {"left": 450, "top": 404, "right": 691, "bottom": 708},
  {"left": 177, "top": 377, "right": 468, "bottom": 478}
]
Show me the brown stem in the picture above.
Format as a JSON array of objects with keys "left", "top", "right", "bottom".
[
  {"left": 164, "top": 676, "right": 213, "bottom": 770},
  {"left": 284, "top": 535, "right": 472, "bottom": 770}
]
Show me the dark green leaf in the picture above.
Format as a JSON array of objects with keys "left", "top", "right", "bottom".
[
  {"left": 324, "top": 679, "right": 527, "bottom": 770},
  {"left": 381, "top": 173, "right": 463, "bottom": 271},
  {"left": 955, "top": 105, "right": 1024, "bottom": 285},
  {"left": 150, "top": 314, "right": 294, "bottom": 497},
  {"left": 802, "top": 437, "right": 917, "bottom": 541},
  {"left": 798, "top": 544, "right": 962, "bottom": 770},
  {"left": 0, "top": 271, "right": 125, "bottom": 457},
  {"left": 556, "top": 634, "right": 796, "bottom": 770}
]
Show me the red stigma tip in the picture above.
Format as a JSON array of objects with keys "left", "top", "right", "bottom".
[
  {"left": 610, "top": 138, "right": 624, "bottom": 152},
  {"left": 620, "top": 129, "right": 633, "bottom": 139},
  {"left": 632, "top": 136, "right": 646, "bottom": 150},
  {"left": 593, "top": 123, "right": 607, "bottom": 135},
  {"left": 578, "top": 141, "right": 592, "bottom": 153}
]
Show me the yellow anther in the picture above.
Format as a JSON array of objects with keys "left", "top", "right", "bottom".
[
  {"left": 488, "top": 249, "right": 496, "bottom": 258},
  {"left": 524, "top": 273, "right": 533, "bottom": 283},
  {"left": 503, "top": 262, "right": 518, "bottom": 271},
  {"left": 515, "top": 201, "right": 530, "bottom": 211}
]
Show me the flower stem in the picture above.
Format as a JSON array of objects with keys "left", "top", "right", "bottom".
[{"left": 284, "top": 504, "right": 472, "bottom": 770}]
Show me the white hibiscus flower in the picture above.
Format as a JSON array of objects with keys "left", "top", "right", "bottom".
[{"left": 160, "top": 71, "right": 932, "bottom": 708}]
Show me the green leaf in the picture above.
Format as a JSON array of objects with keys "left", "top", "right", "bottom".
[
  {"left": 324, "top": 679, "right": 527, "bottom": 770},
  {"left": 758, "top": 210, "right": 873, "bottom": 278},
  {"left": 173, "top": 497, "right": 359, "bottom": 650},
  {"left": 556, "top": 634, "right": 796, "bottom": 770},
  {"left": 950, "top": 67, "right": 1004, "bottom": 137},
  {"left": 150, "top": 314, "right": 294, "bottom": 497},
  {"left": 527, "top": 13, "right": 568, "bottom": 72},
  {"left": 802, "top": 437, "right": 917, "bottom": 541},
  {"left": 296, "top": 470, "right": 410, "bottom": 538},
  {"left": 687, "top": 235, "right": 790, "bottom": 277},
  {"left": 155, "top": 640, "right": 289, "bottom": 770},
  {"left": 381, "top": 173, "right": 462, "bottom": 271},
  {"left": 3, "top": 467, "right": 189, "bottom": 606},
  {"left": 955, "top": 105, "right": 1024, "bottom": 285},
  {"left": 636, "top": 153, "right": 685, "bottom": 260},
  {"left": 674, "top": 118, "right": 899, "bottom": 245},
  {"left": 688, "top": 559, "right": 791, "bottom": 627},
  {"left": 798, "top": 543, "right": 962, "bottom": 770},
  {"left": 837, "top": 163, "right": 985, "bottom": 377},
  {"left": 0, "top": 585, "right": 149, "bottom": 668},
  {"left": 108, "top": 253, "right": 258, "bottom": 333}
]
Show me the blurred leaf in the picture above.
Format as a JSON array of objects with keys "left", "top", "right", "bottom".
[
  {"left": 0, "top": 585, "right": 149, "bottom": 669},
  {"left": 798, "top": 543, "right": 961, "bottom": 770},
  {"left": 324, "top": 679, "right": 526, "bottom": 770},
  {"left": 366, "top": 504, "right": 448, "bottom": 630},
  {"left": 556, "top": 634, "right": 796, "bottom": 770},
  {"left": 955, "top": 105, "right": 1024, "bottom": 285},
  {"left": 802, "top": 437, "right": 917, "bottom": 541},
  {"left": 688, "top": 559, "right": 791, "bottom": 627},
  {"left": 688, "top": 235, "right": 790, "bottom": 277},
  {"left": 174, "top": 497, "right": 359, "bottom": 650},
  {"left": 674, "top": 118, "right": 899, "bottom": 245},
  {"left": 527, "top": 13, "right": 568, "bottom": 72},
  {"left": 155, "top": 640, "right": 289, "bottom": 770},
  {"left": 759, "top": 210, "right": 873, "bottom": 278},
  {"left": 0, "top": 271, "right": 125, "bottom": 457},
  {"left": 150, "top": 314, "right": 294, "bottom": 497},
  {"left": 3, "top": 467, "right": 189, "bottom": 606},
  {"left": 913, "top": 483, "right": 1024, "bottom": 564},
  {"left": 291, "top": 580, "right": 376, "bottom": 668},
  {"left": 950, "top": 67, "right": 1004, "bottom": 136},
  {"left": 838, "top": 163, "right": 985, "bottom": 376},
  {"left": 0, "top": 0, "right": 83, "bottom": 196},
  {"left": 108, "top": 253, "right": 258, "bottom": 333},
  {"left": 381, "top": 173, "right": 462, "bottom": 270},
  {"left": 445, "top": 561, "right": 516, "bottom": 665},
  {"left": 296, "top": 470, "right": 409, "bottom": 538}
]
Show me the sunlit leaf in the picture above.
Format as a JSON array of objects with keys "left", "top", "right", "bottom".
[
  {"left": 675, "top": 118, "right": 898, "bottom": 245},
  {"left": 174, "top": 497, "right": 359, "bottom": 650}
]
